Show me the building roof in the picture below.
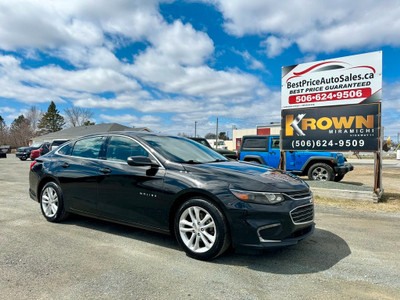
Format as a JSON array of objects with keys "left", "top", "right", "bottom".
[{"left": 33, "top": 123, "right": 151, "bottom": 142}]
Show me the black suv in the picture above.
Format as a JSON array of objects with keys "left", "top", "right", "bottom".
[{"left": 16, "top": 142, "right": 50, "bottom": 161}]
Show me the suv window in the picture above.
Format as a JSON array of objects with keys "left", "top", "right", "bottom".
[
  {"left": 271, "top": 138, "right": 280, "bottom": 149},
  {"left": 241, "top": 137, "right": 268, "bottom": 151},
  {"left": 106, "top": 136, "right": 149, "bottom": 162},
  {"left": 71, "top": 136, "right": 105, "bottom": 159}
]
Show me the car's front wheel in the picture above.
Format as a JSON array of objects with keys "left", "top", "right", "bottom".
[
  {"left": 174, "top": 198, "right": 230, "bottom": 260},
  {"left": 40, "top": 182, "right": 69, "bottom": 222}
]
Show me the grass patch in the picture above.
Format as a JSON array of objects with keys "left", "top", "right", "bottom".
[{"left": 314, "top": 193, "right": 400, "bottom": 213}]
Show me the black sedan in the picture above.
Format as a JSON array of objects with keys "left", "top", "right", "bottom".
[{"left": 29, "top": 132, "right": 314, "bottom": 260}]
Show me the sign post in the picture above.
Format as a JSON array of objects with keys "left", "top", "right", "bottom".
[{"left": 281, "top": 51, "right": 383, "bottom": 201}]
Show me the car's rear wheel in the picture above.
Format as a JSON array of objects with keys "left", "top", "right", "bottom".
[
  {"left": 40, "top": 182, "right": 69, "bottom": 222},
  {"left": 174, "top": 198, "right": 230, "bottom": 261},
  {"left": 308, "top": 163, "right": 334, "bottom": 181}
]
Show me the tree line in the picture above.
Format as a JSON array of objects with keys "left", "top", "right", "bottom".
[{"left": 0, "top": 101, "right": 94, "bottom": 148}]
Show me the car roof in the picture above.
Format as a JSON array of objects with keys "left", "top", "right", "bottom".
[{"left": 78, "top": 131, "right": 180, "bottom": 139}]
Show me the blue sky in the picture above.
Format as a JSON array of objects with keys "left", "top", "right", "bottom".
[{"left": 0, "top": 0, "right": 399, "bottom": 139}]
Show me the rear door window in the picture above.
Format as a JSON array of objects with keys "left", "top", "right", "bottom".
[{"left": 71, "top": 136, "right": 105, "bottom": 159}]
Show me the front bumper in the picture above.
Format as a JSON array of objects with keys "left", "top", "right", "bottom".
[
  {"left": 16, "top": 152, "right": 29, "bottom": 159},
  {"left": 224, "top": 196, "right": 315, "bottom": 250},
  {"left": 334, "top": 163, "right": 354, "bottom": 176}
]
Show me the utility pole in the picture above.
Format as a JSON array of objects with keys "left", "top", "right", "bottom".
[
  {"left": 215, "top": 118, "right": 218, "bottom": 149},
  {"left": 194, "top": 121, "right": 197, "bottom": 137}
]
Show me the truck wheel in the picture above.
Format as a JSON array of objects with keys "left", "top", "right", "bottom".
[
  {"left": 308, "top": 163, "right": 334, "bottom": 181},
  {"left": 334, "top": 174, "right": 345, "bottom": 182}
]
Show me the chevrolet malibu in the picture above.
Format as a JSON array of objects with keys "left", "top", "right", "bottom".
[{"left": 29, "top": 132, "right": 314, "bottom": 260}]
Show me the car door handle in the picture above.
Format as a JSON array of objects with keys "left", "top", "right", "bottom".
[
  {"left": 62, "top": 162, "right": 69, "bottom": 168},
  {"left": 99, "top": 168, "right": 112, "bottom": 174}
]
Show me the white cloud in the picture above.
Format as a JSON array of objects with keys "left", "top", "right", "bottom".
[
  {"left": 234, "top": 50, "right": 266, "bottom": 71},
  {"left": 148, "top": 20, "right": 214, "bottom": 66},
  {"left": 261, "top": 36, "right": 292, "bottom": 58},
  {"left": 209, "top": 0, "right": 400, "bottom": 54},
  {"left": 99, "top": 113, "right": 162, "bottom": 129}
]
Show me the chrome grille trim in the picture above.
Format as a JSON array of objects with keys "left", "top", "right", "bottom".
[
  {"left": 283, "top": 190, "right": 313, "bottom": 201},
  {"left": 290, "top": 204, "right": 314, "bottom": 225}
]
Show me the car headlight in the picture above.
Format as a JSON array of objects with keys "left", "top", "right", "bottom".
[{"left": 230, "top": 189, "right": 284, "bottom": 205}]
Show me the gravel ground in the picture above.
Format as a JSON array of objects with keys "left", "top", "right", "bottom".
[{"left": 1, "top": 155, "right": 400, "bottom": 299}]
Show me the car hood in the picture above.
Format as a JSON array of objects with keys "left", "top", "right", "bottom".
[
  {"left": 17, "top": 147, "right": 33, "bottom": 152},
  {"left": 182, "top": 161, "right": 309, "bottom": 193}
]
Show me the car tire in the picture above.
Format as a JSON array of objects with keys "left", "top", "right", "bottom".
[
  {"left": 307, "top": 163, "right": 334, "bottom": 181},
  {"left": 334, "top": 174, "right": 345, "bottom": 182},
  {"left": 40, "top": 182, "right": 69, "bottom": 222},
  {"left": 19, "top": 157, "right": 27, "bottom": 161},
  {"left": 174, "top": 198, "right": 231, "bottom": 261}
]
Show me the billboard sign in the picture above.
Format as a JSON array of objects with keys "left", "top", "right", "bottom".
[
  {"left": 281, "top": 103, "right": 380, "bottom": 151},
  {"left": 281, "top": 51, "right": 382, "bottom": 110}
]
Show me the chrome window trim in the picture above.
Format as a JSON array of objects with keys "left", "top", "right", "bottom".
[{"left": 55, "top": 134, "right": 165, "bottom": 170}]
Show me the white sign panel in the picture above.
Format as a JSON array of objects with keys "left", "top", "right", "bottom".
[{"left": 281, "top": 51, "right": 382, "bottom": 110}]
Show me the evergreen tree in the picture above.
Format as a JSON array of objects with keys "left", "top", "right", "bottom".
[{"left": 38, "top": 101, "right": 65, "bottom": 134}]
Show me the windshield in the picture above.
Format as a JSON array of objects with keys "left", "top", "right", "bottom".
[
  {"left": 31, "top": 142, "right": 43, "bottom": 147},
  {"left": 141, "top": 135, "right": 228, "bottom": 163}
]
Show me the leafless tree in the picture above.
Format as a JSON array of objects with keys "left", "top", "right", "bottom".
[
  {"left": 64, "top": 107, "right": 94, "bottom": 127},
  {"left": 25, "top": 106, "right": 43, "bottom": 135},
  {"left": 0, "top": 115, "right": 9, "bottom": 145},
  {"left": 9, "top": 115, "right": 34, "bottom": 148}
]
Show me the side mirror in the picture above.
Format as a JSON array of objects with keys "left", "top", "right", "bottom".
[{"left": 127, "top": 156, "right": 159, "bottom": 168}]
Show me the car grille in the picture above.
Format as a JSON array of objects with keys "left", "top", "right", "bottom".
[
  {"left": 290, "top": 204, "right": 314, "bottom": 225},
  {"left": 284, "top": 190, "right": 312, "bottom": 200}
]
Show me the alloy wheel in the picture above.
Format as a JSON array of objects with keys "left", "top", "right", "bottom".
[
  {"left": 178, "top": 206, "right": 216, "bottom": 253},
  {"left": 41, "top": 186, "right": 59, "bottom": 218},
  {"left": 312, "top": 167, "right": 329, "bottom": 181}
]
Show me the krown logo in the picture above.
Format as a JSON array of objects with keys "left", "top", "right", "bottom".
[{"left": 285, "top": 114, "right": 374, "bottom": 136}]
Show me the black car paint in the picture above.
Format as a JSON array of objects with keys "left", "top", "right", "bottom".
[{"left": 29, "top": 132, "right": 314, "bottom": 250}]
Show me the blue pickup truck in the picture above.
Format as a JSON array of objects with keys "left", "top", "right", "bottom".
[{"left": 239, "top": 135, "right": 353, "bottom": 181}]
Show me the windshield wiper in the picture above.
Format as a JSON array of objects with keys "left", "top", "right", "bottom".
[
  {"left": 208, "top": 159, "right": 228, "bottom": 163},
  {"left": 182, "top": 160, "right": 203, "bottom": 164}
]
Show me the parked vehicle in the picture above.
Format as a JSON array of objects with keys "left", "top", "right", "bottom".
[
  {"left": 29, "top": 132, "right": 314, "bottom": 260},
  {"left": 30, "top": 144, "right": 51, "bottom": 160},
  {"left": 190, "top": 137, "right": 237, "bottom": 160},
  {"left": 50, "top": 139, "right": 70, "bottom": 151},
  {"left": 16, "top": 142, "right": 50, "bottom": 161},
  {"left": 239, "top": 135, "right": 353, "bottom": 182}
]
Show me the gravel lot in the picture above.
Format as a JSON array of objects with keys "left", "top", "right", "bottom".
[{"left": 1, "top": 155, "right": 400, "bottom": 299}]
